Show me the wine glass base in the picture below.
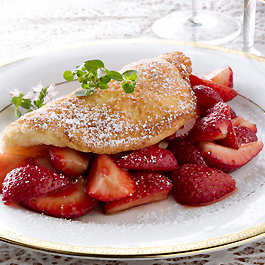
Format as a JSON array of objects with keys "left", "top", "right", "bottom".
[
  {"left": 152, "top": 10, "right": 241, "bottom": 45},
  {"left": 242, "top": 43, "right": 265, "bottom": 57}
]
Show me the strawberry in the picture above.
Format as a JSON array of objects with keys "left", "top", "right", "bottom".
[
  {"left": 86, "top": 154, "right": 135, "bottom": 201},
  {"left": 2, "top": 165, "right": 72, "bottom": 204},
  {"left": 192, "top": 85, "right": 223, "bottom": 116},
  {"left": 117, "top": 146, "right": 178, "bottom": 171},
  {"left": 232, "top": 116, "right": 257, "bottom": 133},
  {"left": 21, "top": 177, "right": 98, "bottom": 219},
  {"left": 217, "top": 121, "right": 239, "bottom": 149},
  {"left": 105, "top": 171, "right": 172, "bottom": 214},
  {"left": 189, "top": 74, "right": 237, "bottom": 102},
  {"left": 187, "top": 102, "right": 231, "bottom": 143},
  {"left": 167, "top": 137, "right": 207, "bottom": 166},
  {"left": 196, "top": 141, "right": 263, "bottom": 172},
  {"left": 49, "top": 146, "right": 92, "bottom": 179},
  {"left": 229, "top": 106, "right": 237, "bottom": 119},
  {"left": 32, "top": 156, "right": 56, "bottom": 172},
  {"left": 167, "top": 107, "right": 201, "bottom": 140},
  {"left": 169, "top": 164, "right": 236, "bottom": 206},
  {"left": 203, "top": 66, "right": 234, "bottom": 88},
  {"left": 0, "top": 153, "right": 33, "bottom": 191},
  {"left": 234, "top": 125, "right": 258, "bottom": 145}
]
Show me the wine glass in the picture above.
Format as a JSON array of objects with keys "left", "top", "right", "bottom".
[
  {"left": 242, "top": 0, "right": 264, "bottom": 56},
  {"left": 152, "top": 0, "right": 241, "bottom": 45}
]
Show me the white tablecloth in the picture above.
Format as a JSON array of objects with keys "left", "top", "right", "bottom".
[{"left": 0, "top": 0, "right": 265, "bottom": 264}]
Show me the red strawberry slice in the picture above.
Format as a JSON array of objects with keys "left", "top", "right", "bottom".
[
  {"left": 167, "top": 107, "right": 201, "bottom": 140},
  {"left": 187, "top": 102, "right": 231, "bottom": 143},
  {"left": 117, "top": 146, "right": 178, "bottom": 171},
  {"left": 203, "top": 66, "right": 234, "bottom": 88},
  {"left": 234, "top": 125, "right": 258, "bottom": 145},
  {"left": 0, "top": 153, "right": 33, "bottom": 191},
  {"left": 2, "top": 165, "right": 72, "bottom": 204},
  {"left": 21, "top": 177, "right": 98, "bottom": 219},
  {"left": 169, "top": 164, "right": 236, "bottom": 206},
  {"left": 167, "top": 137, "right": 207, "bottom": 166},
  {"left": 192, "top": 85, "right": 223, "bottom": 116},
  {"left": 196, "top": 141, "right": 263, "bottom": 172},
  {"left": 189, "top": 74, "right": 237, "bottom": 102},
  {"left": 86, "top": 154, "right": 135, "bottom": 201},
  {"left": 105, "top": 171, "right": 172, "bottom": 214},
  {"left": 49, "top": 146, "right": 92, "bottom": 179},
  {"left": 232, "top": 116, "right": 257, "bottom": 133},
  {"left": 217, "top": 121, "right": 239, "bottom": 149}
]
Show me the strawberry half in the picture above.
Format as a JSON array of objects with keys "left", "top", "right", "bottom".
[
  {"left": 167, "top": 137, "right": 207, "bottom": 166},
  {"left": 105, "top": 171, "right": 172, "bottom": 214},
  {"left": 232, "top": 116, "right": 257, "bottom": 133},
  {"left": 49, "top": 146, "right": 92, "bottom": 179},
  {"left": 192, "top": 85, "right": 223, "bottom": 116},
  {"left": 187, "top": 102, "right": 231, "bottom": 143},
  {"left": 217, "top": 121, "right": 239, "bottom": 149},
  {"left": 203, "top": 66, "right": 234, "bottom": 88},
  {"left": 86, "top": 154, "right": 135, "bottom": 201},
  {"left": 21, "top": 177, "right": 98, "bottom": 219},
  {"left": 117, "top": 146, "right": 178, "bottom": 171},
  {"left": 197, "top": 141, "right": 263, "bottom": 172},
  {"left": 0, "top": 153, "right": 33, "bottom": 191},
  {"left": 2, "top": 165, "right": 72, "bottom": 204},
  {"left": 189, "top": 74, "right": 237, "bottom": 102},
  {"left": 234, "top": 125, "right": 258, "bottom": 145},
  {"left": 169, "top": 164, "right": 236, "bottom": 206}
]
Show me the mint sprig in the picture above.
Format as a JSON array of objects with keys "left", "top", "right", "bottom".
[{"left": 63, "top": 59, "right": 140, "bottom": 97}]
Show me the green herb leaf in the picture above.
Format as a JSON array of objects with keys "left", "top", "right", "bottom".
[
  {"left": 63, "top": 70, "right": 74, "bottom": 81},
  {"left": 84, "top": 60, "right": 105, "bottom": 71},
  {"left": 111, "top": 71, "right": 124, "bottom": 81}
]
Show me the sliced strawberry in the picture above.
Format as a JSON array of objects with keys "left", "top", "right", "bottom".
[
  {"left": 169, "top": 164, "right": 236, "bottom": 206},
  {"left": 196, "top": 141, "right": 263, "bottom": 172},
  {"left": 232, "top": 116, "right": 257, "bottom": 133},
  {"left": 117, "top": 146, "right": 178, "bottom": 171},
  {"left": 167, "top": 107, "right": 201, "bottom": 140},
  {"left": 32, "top": 156, "right": 56, "bottom": 172},
  {"left": 86, "top": 154, "right": 135, "bottom": 201},
  {"left": 0, "top": 153, "right": 33, "bottom": 191},
  {"left": 203, "top": 66, "right": 234, "bottom": 88},
  {"left": 167, "top": 137, "right": 207, "bottom": 166},
  {"left": 229, "top": 106, "right": 237, "bottom": 119},
  {"left": 217, "top": 121, "right": 239, "bottom": 149},
  {"left": 21, "top": 177, "right": 98, "bottom": 219},
  {"left": 192, "top": 85, "right": 223, "bottom": 116},
  {"left": 187, "top": 102, "right": 231, "bottom": 143},
  {"left": 189, "top": 74, "right": 237, "bottom": 102},
  {"left": 2, "top": 165, "right": 72, "bottom": 204},
  {"left": 105, "top": 171, "right": 172, "bottom": 214},
  {"left": 234, "top": 125, "right": 258, "bottom": 145},
  {"left": 49, "top": 146, "right": 92, "bottom": 179}
]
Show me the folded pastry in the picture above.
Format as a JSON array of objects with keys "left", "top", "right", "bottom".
[{"left": 1, "top": 51, "right": 196, "bottom": 156}]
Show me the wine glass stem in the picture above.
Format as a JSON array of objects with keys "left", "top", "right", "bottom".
[
  {"left": 189, "top": 0, "right": 203, "bottom": 26},
  {"left": 242, "top": 0, "right": 256, "bottom": 51}
]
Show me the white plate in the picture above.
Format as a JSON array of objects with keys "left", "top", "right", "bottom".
[{"left": 0, "top": 39, "right": 265, "bottom": 259}]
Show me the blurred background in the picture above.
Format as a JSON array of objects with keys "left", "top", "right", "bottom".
[{"left": 1, "top": 0, "right": 264, "bottom": 66}]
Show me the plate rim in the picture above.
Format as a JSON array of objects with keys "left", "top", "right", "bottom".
[
  {"left": 1, "top": 38, "right": 265, "bottom": 259},
  {"left": 1, "top": 38, "right": 265, "bottom": 68}
]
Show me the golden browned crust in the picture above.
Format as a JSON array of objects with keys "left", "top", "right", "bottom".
[{"left": 1, "top": 51, "right": 196, "bottom": 155}]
